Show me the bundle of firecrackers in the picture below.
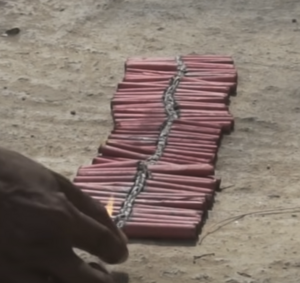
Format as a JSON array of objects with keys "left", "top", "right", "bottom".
[{"left": 73, "top": 55, "right": 237, "bottom": 240}]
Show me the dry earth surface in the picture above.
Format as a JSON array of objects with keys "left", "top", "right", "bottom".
[{"left": 1, "top": 0, "right": 300, "bottom": 282}]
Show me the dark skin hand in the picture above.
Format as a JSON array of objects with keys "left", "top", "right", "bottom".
[{"left": 0, "top": 146, "right": 129, "bottom": 283}]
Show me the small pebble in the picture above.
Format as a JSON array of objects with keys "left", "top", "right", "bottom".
[
  {"left": 2, "top": 27, "right": 20, "bottom": 36},
  {"left": 163, "top": 268, "right": 179, "bottom": 275},
  {"left": 70, "top": 110, "right": 76, "bottom": 115},
  {"left": 191, "top": 274, "right": 210, "bottom": 280},
  {"left": 237, "top": 272, "right": 251, "bottom": 278},
  {"left": 292, "top": 19, "right": 297, "bottom": 23},
  {"left": 268, "top": 194, "right": 280, "bottom": 198}
]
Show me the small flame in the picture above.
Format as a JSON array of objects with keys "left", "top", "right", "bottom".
[{"left": 105, "top": 195, "right": 114, "bottom": 217}]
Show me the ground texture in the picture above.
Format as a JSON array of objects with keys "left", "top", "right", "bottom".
[{"left": 1, "top": 0, "right": 300, "bottom": 283}]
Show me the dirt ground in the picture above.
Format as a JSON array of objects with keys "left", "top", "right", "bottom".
[{"left": 1, "top": 0, "right": 300, "bottom": 282}]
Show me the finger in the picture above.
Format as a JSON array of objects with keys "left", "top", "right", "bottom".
[
  {"left": 2, "top": 188, "right": 126, "bottom": 266},
  {"left": 74, "top": 248, "right": 110, "bottom": 274},
  {"left": 4, "top": 243, "right": 114, "bottom": 283},
  {"left": 0, "top": 187, "right": 76, "bottom": 247},
  {"left": 69, "top": 203, "right": 128, "bottom": 264},
  {"left": 0, "top": 256, "right": 50, "bottom": 283},
  {"left": 52, "top": 171, "right": 128, "bottom": 263},
  {"left": 53, "top": 170, "right": 120, "bottom": 234},
  {"left": 44, "top": 247, "right": 115, "bottom": 283}
]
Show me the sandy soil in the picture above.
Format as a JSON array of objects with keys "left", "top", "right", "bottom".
[{"left": 1, "top": 0, "right": 300, "bottom": 282}]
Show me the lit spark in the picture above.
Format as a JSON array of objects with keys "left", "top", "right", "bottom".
[{"left": 105, "top": 196, "right": 114, "bottom": 217}]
